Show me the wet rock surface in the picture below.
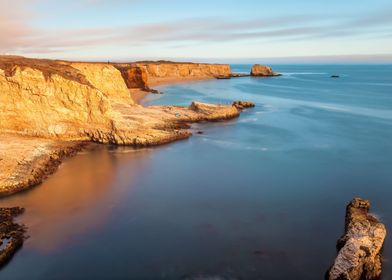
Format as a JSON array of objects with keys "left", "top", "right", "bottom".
[
  {"left": 232, "top": 101, "right": 256, "bottom": 110},
  {"left": 0, "top": 136, "right": 87, "bottom": 197},
  {"left": 0, "top": 207, "right": 26, "bottom": 268},
  {"left": 327, "top": 198, "right": 387, "bottom": 280}
]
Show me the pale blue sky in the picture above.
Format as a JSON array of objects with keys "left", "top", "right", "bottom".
[{"left": 1, "top": 0, "right": 392, "bottom": 62}]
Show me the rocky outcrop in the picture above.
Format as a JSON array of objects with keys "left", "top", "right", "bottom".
[
  {"left": 327, "top": 198, "right": 387, "bottom": 280},
  {"left": 0, "top": 207, "right": 25, "bottom": 268},
  {"left": 250, "top": 64, "right": 281, "bottom": 77}
]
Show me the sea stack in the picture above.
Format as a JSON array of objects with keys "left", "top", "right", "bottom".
[
  {"left": 250, "top": 64, "right": 281, "bottom": 77},
  {"left": 327, "top": 198, "right": 386, "bottom": 280}
]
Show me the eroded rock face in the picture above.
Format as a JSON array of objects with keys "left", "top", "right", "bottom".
[
  {"left": 115, "top": 65, "right": 149, "bottom": 90},
  {"left": 250, "top": 64, "right": 280, "bottom": 77},
  {"left": 327, "top": 198, "right": 387, "bottom": 280},
  {"left": 0, "top": 207, "right": 25, "bottom": 267}
]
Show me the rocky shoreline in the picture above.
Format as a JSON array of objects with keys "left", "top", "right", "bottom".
[
  {"left": 0, "top": 135, "right": 87, "bottom": 197},
  {"left": 0, "top": 207, "right": 25, "bottom": 268}
]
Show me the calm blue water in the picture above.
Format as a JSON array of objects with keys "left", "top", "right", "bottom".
[{"left": 1, "top": 65, "right": 392, "bottom": 279}]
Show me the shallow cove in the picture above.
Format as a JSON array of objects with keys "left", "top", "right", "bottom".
[{"left": 1, "top": 65, "right": 392, "bottom": 279}]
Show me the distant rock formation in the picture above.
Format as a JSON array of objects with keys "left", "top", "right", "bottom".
[
  {"left": 250, "top": 64, "right": 281, "bottom": 77},
  {"left": 327, "top": 198, "right": 386, "bottom": 280},
  {"left": 132, "top": 62, "right": 232, "bottom": 86}
]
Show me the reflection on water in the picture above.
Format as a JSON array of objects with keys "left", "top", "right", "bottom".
[
  {"left": 1, "top": 146, "right": 154, "bottom": 253},
  {"left": 0, "top": 65, "right": 392, "bottom": 279}
]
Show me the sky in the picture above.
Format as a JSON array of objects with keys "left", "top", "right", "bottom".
[{"left": 1, "top": 0, "right": 392, "bottom": 63}]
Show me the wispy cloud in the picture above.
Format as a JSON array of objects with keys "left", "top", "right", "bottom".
[{"left": 1, "top": 1, "right": 391, "bottom": 58}]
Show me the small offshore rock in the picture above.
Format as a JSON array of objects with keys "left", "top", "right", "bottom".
[
  {"left": 250, "top": 64, "right": 281, "bottom": 77},
  {"left": 327, "top": 198, "right": 387, "bottom": 280},
  {"left": 148, "top": 88, "right": 161, "bottom": 94},
  {"left": 232, "top": 101, "right": 255, "bottom": 110}
]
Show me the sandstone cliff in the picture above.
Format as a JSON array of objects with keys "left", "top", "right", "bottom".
[
  {"left": 131, "top": 62, "right": 232, "bottom": 86},
  {"left": 0, "top": 58, "right": 129, "bottom": 140}
]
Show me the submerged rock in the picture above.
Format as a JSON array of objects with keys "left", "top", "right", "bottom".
[
  {"left": 232, "top": 101, "right": 255, "bottom": 110},
  {"left": 250, "top": 64, "right": 281, "bottom": 77},
  {"left": 0, "top": 207, "right": 26, "bottom": 267},
  {"left": 216, "top": 75, "right": 231, "bottom": 79},
  {"left": 327, "top": 198, "right": 386, "bottom": 280},
  {"left": 231, "top": 73, "right": 250, "bottom": 78}
]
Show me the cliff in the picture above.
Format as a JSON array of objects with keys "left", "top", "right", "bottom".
[
  {"left": 113, "top": 62, "right": 231, "bottom": 90},
  {"left": 0, "top": 57, "right": 238, "bottom": 144}
]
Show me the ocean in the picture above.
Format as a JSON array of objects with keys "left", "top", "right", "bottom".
[{"left": 1, "top": 64, "right": 392, "bottom": 279}]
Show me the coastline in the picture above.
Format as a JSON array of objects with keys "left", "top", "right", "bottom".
[
  {"left": 0, "top": 134, "right": 88, "bottom": 197},
  {"left": 0, "top": 58, "right": 256, "bottom": 267},
  {"left": 0, "top": 74, "right": 248, "bottom": 197}
]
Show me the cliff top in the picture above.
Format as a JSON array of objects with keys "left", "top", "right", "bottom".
[{"left": 0, "top": 56, "right": 92, "bottom": 86}]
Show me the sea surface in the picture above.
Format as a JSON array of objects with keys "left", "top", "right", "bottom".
[{"left": 1, "top": 65, "right": 392, "bottom": 279}]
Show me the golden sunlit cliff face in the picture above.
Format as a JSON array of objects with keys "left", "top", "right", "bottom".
[
  {"left": 0, "top": 56, "right": 239, "bottom": 145},
  {"left": 0, "top": 65, "right": 110, "bottom": 139}
]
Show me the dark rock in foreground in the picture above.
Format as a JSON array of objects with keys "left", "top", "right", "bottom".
[
  {"left": 327, "top": 198, "right": 386, "bottom": 280},
  {"left": 0, "top": 207, "right": 26, "bottom": 267}
]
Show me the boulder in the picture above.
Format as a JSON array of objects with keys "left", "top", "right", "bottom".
[{"left": 327, "top": 198, "right": 386, "bottom": 280}]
